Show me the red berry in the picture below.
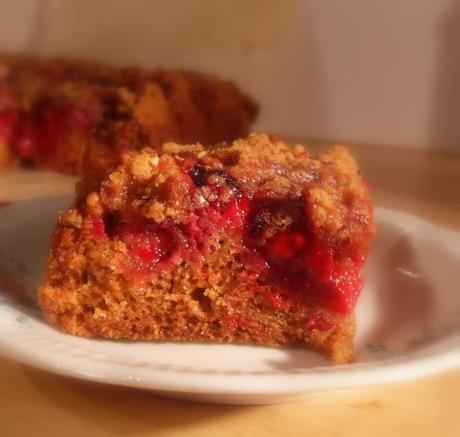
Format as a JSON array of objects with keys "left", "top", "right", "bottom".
[
  {"left": 304, "top": 241, "right": 334, "bottom": 281},
  {"left": 319, "top": 265, "right": 363, "bottom": 314},
  {"left": 222, "top": 197, "right": 248, "bottom": 230},
  {"left": 86, "top": 216, "right": 106, "bottom": 238},
  {"left": 268, "top": 231, "right": 306, "bottom": 261},
  {"left": 121, "top": 223, "right": 176, "bottom": 265},
  {"left": 0, "top": 112, "right": 18, "bottom": 144}
]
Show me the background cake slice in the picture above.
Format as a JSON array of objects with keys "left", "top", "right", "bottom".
[
  {"left": 39, "top": 134, "right": 374, "bottom": 363},
  {"left": 0, "top": 54, "right": 257, "bottom": 174}
]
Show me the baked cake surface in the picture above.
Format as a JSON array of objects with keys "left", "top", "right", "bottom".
[
  {"left": 0, "top": 54, "right": 257, "bottom": 174},
  {"left": 39, "top": 134, "right": 374, "bottom": 363}
]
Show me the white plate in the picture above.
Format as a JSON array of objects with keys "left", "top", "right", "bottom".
[{"left": 0, "top": 195, "right": 459, "bottom": 404}]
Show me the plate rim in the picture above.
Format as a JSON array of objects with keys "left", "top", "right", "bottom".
[{"left": 0, "top": 202, "right": 460, "bottom": 397}]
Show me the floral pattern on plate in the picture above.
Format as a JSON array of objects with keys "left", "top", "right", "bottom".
[{"left": 0, "top": 195, "right": 459, "bottom": 404}]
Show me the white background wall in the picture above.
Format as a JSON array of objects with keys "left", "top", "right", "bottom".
[{"left": 1, "top": 0, "right": 459, "bottom": 152}]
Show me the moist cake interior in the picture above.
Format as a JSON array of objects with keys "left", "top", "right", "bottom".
[{"left": 39, "top": 134, "right": 374, "bottom": 363}]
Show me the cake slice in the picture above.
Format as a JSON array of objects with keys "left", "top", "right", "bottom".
[
  {"left": 0, "top": 54, "right": 257, "bottom": 174},
  {"left": 39, "top": 134, "right": 374, "bottom": 363}
]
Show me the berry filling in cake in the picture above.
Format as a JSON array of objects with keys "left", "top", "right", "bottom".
[
  {"left": 39, "top": 134, "right": 374, "bottom": 363},
  {"left": 10, "top": 101, "right": 92, "bottom": 163}
]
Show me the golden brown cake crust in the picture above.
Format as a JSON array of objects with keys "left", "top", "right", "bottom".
[
  {"left": 0, "top": 53, "right": 257, "bottom": 173},
  {"left": 39, "top": 134, "right": 374, "bottom": 363}
]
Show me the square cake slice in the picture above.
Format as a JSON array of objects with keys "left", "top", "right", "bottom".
[{"left": 39, "top": 134, "right": 374, "bottom": 363}]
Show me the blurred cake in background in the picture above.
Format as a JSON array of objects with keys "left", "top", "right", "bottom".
[{"left": 0, "top": 54, "right": 257, "bottom": 174}]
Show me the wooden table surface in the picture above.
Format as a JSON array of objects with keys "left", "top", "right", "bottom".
[{"left": 0, "top": 144, "right": 459, "bottom": 437}]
